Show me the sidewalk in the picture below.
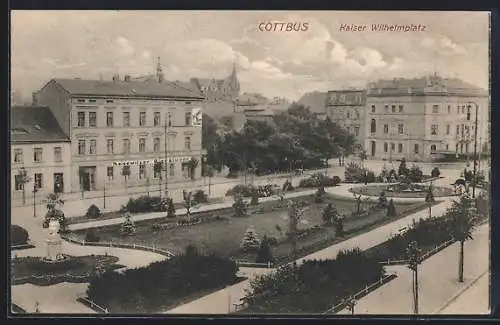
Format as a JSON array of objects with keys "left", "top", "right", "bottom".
[
  {"left": 165, "top": 199, "right": 454, "bottom": 314},
  {"left": 336, "top": 223, "right": 489, "bottom": 315},
  {"left": 436, "top": 271, "right": 489, "bottom": 314}
]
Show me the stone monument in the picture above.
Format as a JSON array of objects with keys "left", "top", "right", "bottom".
[{"left": 46, "top": 219, "right": 63, "bottom": 261}]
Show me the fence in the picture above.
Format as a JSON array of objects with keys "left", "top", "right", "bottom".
[
  {"left": 377, "top": 238, "right": 456, "bottom": 266},
  {"left": 61, "top": 234, "right": 176, "bottom": 258},
  {"left": 235, "top": 261, "right": 274, "bottom": 268},
  {"left": 76, "top": 294, "right": 109, "bottom": 314},
  {"left": 322, "top": 272, "right": 398, "bottom": 314}
]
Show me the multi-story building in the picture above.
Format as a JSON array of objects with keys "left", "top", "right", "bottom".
[
  {"left": 190, "top": 63, "right": 240, "bottom": 102},
  {"left": 325, "top": 90, "right": 366, "bottom": 144},
  {"left": 364, "top": 74, "right": 489, "bottom": 162},
  {"left": 11, "top": 106, "right": 72, "bottom": 200},
  {"left": 34, "top": 69, "right": 205, "bottom": 195}
]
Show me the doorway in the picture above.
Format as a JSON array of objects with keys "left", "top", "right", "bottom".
[
  {"left": 53, "top": 173, "right": 64, "bottom": 193},
  {"left": 79, "top": 166, "right": 96, "bottom": 191},
  {"left": 370, "top": 141, "right": 376, "bottom": 157}
]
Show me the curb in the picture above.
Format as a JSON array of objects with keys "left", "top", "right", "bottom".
[{"left": 433, "top": 269, "right": 489, "bottom": 314}]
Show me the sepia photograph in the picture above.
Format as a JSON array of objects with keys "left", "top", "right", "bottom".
[{"left": 9, "top": 10, "right": 491, "bottom": 316}]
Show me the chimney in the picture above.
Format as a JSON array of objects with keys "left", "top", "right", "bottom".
[{"left": 124, "top": 75, "right": 131, "bottom": 82}]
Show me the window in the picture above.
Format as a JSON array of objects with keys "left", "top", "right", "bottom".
[
  {"left": 139, "top": 138, "right": 146, "bottom": 153},
  {"left": 461, "top": 124, "right": 465, "bottom": 136},
  {"left": 371, "top": 105, "right": 376, "bottom": 113},
  {"left": 77, "top": 112, "right": 85, "bottom": 127},
  {"left": 384, "top": 105, "right": 389, "bottom": 112},
  {"left": 398, "top": 124, "right": 404, "bottom": 135},
  {"left": 184, "top": 136, "right": 191, "bottom": 150},
  {"left": 370, "top": 119, "right": 376, "bottom": 133},
  {"left": 383, "top": 124, "right": 389, "bottom": 134},
  {"left": 34, "top": 148, "right": 43, "bottom": 162},
  {"left": 398, "top": 143, "right": 403, "bottom": 153},
  {"left": 398, "top": 105, "right": 404, "bottom": 112},
  {"left": 346, "top": 111, "right": 351, "bottom": 119},
  {"left": 462, "top": 105, "right": 465, "bottom": 114},
  {"left": 14, "top": 175, "right": 24, "bottom": 190},
  {"left": 354, "top": 126, "right": 360, "bottom": 137},
  {"left": 384, "top": 142, "right": 388, "bottom": 153},
  {"left": 123, "top": 112, "right": 130, "bottom": 127},
  {"left": 391, "top": 143, "right": 395, "bottom": 151},
  {"left": 414, "top": 144, "right": 419, "bottom": 154},
  {"left": 446, "top": 144, "right": 449, "bottom": 151},
  {"left": 456, "top": 125, "right": 460, "bottom": 135},
  {"left": 78, "top": 140, "right": 86, "bottom": 155},
  {"left": 447, "top": 105, "right": 451, "bottom": 114},
  {"left": 34, "top": 173, "right": 43, "bottom": 189},
  {"left": 77, "top": 99, "right": 85, "bottom": 103},
  {"left": 456, "top": 143, "right": 459, "bottom": 153},
  {"left": 346, "top": 126, "right": 351, "bottom": 133},
  {"left": 431, "top": 124, "right": 438, "bottom": 135},
  {"left": 168, "top": 112, "right": 173, "bottom": 127},
  {"left": 107, "top": 139, "right": 114, "bottom": 154},
  {"left": 432, "top": 105, "right": 439, "bottom": 113},
  {"left": 89, "top": 112, "right": 97, "bottom": 127},
  {"left": 169, "top": 163, "right": 175, "bottom": 177},
  {"left": 106, "top": 99, "right": 114, "bottom": 104},
  {"left": 107, "top": 166, "right": 114, "bottom": 180},
  {"left": 123, "top": 139, "right": 131, "bottom": 154},
  {"left": 446, "top": 125, "right": 450, "bottom": 135},
  {"left": 465, "top": 125, "right": 470, "bottom": 135},
  {"left": 139, "top": 164, "right": 146, "bottom": 179},
  {"left": 185, "top": 111, "right": 192, "bottom": 126},
  {"left": 154, "top": 112, "right": 161, "bottom": 127},
  {"left": 467, "top": 105, "right": 471, "bottom": 120},
  {"left": 89, "top": 140, "right": 97, "bottom": 155},
  {"left": 153, "top": 163, "right": 162, "bottom": 179},
  {"left": 391, "top": 105, "right": 396, "bottom": 113},
  {"left": 14, "top": 149, "right": 23, "bottom": 163},
  {"left": 107, "top": 112, "right": 114, "bottom": 127},
  {"left": 139, "top": 112, "right": 146, "bottom": 126},
  {"left": 153, "top": 137, "right": 160, "bottom": 153},
  {"left": 54, "top": 147, "right": 62, "bottom": 162},
  {"left": 430, "top": 144, "right": 437, "bottom": 153},
  {"left": 89, "top": 99, "right": 97, "bottom": 103}
]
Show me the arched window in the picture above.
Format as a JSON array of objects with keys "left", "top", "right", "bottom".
[
  {"left": 430, "top": 144, "right": 437, "bottom": 153},
  {"left": 370, "top": 119, "right": 376, "bottom": 133}
]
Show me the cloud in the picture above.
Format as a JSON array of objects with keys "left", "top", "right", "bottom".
[{"left": 115, "top": 36, "right": 135, "bottom": 56}]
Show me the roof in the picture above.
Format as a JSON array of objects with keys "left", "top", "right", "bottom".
[
  {"left": 236, "top": 93, "right": 268, "bottom": 106},
  {"left": 50, "top": 78, "right": 204, "bottom": 99},
  {"left": 296, "top": 91, "right": 328, "bottom": 114},
  {"left": 11, "top": 106, "right": 70, "bottom": 143},
  {"left": 368, "top": 76, "right": 487, "bottom": 95}
]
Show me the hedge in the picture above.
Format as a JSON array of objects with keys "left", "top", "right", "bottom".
[{"left": 11, "top": 225, "right": 29, "bottom": 246}]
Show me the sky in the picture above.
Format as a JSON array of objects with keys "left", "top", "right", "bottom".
[{"left": 11, "top": 11, "right": 490, "bottom": 101}]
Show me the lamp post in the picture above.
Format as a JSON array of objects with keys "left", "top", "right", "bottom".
[
  {"left": 344, "top": 296, "right": 357, "bottom": 315},
  {"left": 467, "top": 101, "right": 479, "bottom": 198},
  {"left": 32, "top": 183, "right": 38, "bottom": 218},
  {"left": 103, "top": 178, "right": 107, "bottom": 209}
]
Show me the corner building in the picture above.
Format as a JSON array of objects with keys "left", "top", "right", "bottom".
[
  {"left": 364, "top": 75, "right": 489, "bottom": 162},
  {"left": 35, "top": 76, "right": 205, "bottom": 194}
]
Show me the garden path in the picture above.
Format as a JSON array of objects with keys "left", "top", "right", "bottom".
[{"left": 336, "top": 223, "right": 489, "bottom": 315}]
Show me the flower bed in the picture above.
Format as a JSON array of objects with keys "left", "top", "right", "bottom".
[{"left": 350, "top": 184, "right": 455, "bottom": 198}]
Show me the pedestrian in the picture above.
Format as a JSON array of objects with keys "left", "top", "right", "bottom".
[{"left": 34, "top": 301, "right": 40, "bottom": 313}]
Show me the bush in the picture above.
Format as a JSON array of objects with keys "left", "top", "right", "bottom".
[
  {"left": 166, "top": 198, "right": 176, "bottom": 218},
  {"left": 299, "top": 173, "right": 340, "bottom": 188},
  {"left": 11, "top": 225, "right": 29, "bottom": 246},
  {"left": 344, "top": 162, "right": 375, "bottom": 184},
  {"left": 121, "top": 213, "right": 136, "bottom": 235},
  {"left": 282, "top": 180, "right": 294, "bottom": 192},
  {"left": 386, "top": 199, "right": 396, "bottom": 217},
  {"left": 123, "top": 196, "right": 167, "bottom": 214},
  {"left": 241, "top": 226, "right": 260, "bottom": 252},
  {"left": 255, "top": 236, "right": 274, "bottom": 264},
  {"left": 314, "top": 187, "right": 326, "bottom": 203},
  {"left": 193, "top": 190, "right": 209, "bottom": 204},
  {"left": 233, "top": 195, "right": 248, "bottom": 218},
  {"left": 226, "top": 184, "right": 257, "bottom": 197},
  {"left": 431, "top": 167, "right": 441, "bottom": 178},
  {"left": 85, "top": 229, "right": 100, "bottom": 242},
  {"left": 377, "top": 191, "right": 388, "bottom": 209},
  {"left": 250, "top": 195, "right": 260, "bottom": 206},
  {"left": 85, "top": 204, "right": 102, "bottom": 219},
  {"left": 408, "top": 165, "right": 424, "bottom": 183}
]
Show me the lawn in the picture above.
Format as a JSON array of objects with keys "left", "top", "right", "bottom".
[
  {"left": 350, "top": 184, "right": 456, "bottom": 198},
  {"left": 70, "top": 193, "right": 431, "bottom": 263}
]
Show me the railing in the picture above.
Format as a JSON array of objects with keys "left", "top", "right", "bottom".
[
  {"left": 378, "top": 238, "right": 456, "bottom": 266},
  {"left": 235, "top": 261, "right": 274, "bottom": 268},
  {"left": 76, "top": 294, "right": 109, "bottom": 314},
  {"left": 60, "top": 234, "right": 176, "bottom": 258},
  {"left": 322, "top": 272, "right": 398, "bottom": 314}
]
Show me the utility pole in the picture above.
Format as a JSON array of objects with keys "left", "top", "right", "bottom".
[
  {"left": 103, "top": 178, "right": 106, "bottom": 209},
  {"left": 472, "top": 103, "right": 479, "bottom": 198},
  {"left": 164, "top": 119, "right": 169, "bottom": 199},
  {"left": 32, "top": 183, "right": 38, "bottom": 218}
]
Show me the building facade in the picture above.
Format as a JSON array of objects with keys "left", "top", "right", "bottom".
[
  {"left": 364, "top": 75, "right": 489, "bottom": 162},
  {"left": 11, "top": 106, "right": 72, "bottom": 201},
  {"left": 34, "top": 73, "right": 205, "bottom": 195},
  {"left": 325, "top": 90, "right": 366, "bottom": 144},
  {"left": 190, "top": 63, "right": 240, "bottom": 102}
]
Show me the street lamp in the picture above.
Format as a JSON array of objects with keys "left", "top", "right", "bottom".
[
  {"left": 32, "top": 183, "right": 38, "bottom": 218},
  {"left": 466, "top": 101, "right": 480, "bottom": 198},
  {"left": 344, "top": 296, "right": 357, "bottom": 315}
]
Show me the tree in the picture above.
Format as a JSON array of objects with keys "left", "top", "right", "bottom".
[
  {"left": 386, "top": 199, "right": 396, "bottom": 217},
  {"left": 287, "top": 200, "right": 309, "bottom": 270},
  {"left": 121, "top": 212, "right": 136, "bottom": 235},
  {"left": 201, "top": 113, "right": 219, "bottom": 149},
  {"left": 353, "top": 193, "right": 363, "bottom": 216},
  {"left": 358, "top": 150, "right": 368, "bottom": 167},
  {"left": 406, "top": 240, "right": 422, "bottom": 314},
  {"left": 321, "top": 203, "right": 337, "bottom": 225},
  {"left": 314, "top": 186, "right": 326, "bottom": 203},
  {"left": 332, "top": 214, "right": 345, "bottom": 237},
  {"left": 431, "top": 167, "right": 441, "bottom": 178},
  {"left": 186, "top": 158, "right": 199, "bottom": 181},
  {"left": 408, "top": 165, "right": 424, "bottom": 183},
  {"left": 233, "top": 194, "right": 248, "bottom": 218},
  {"left": 16, "top": 168, "right": 30, "bottom": 205},
  {"left": 85, "top": 204, "right": 102, "bottom": 219},
  {"left": 166, "top": 198, "right": 176, "bottom": 218},
  {"left": 448, "top": 195, "right": 475, "bottom": 282},
  {"left": 398, "top": 158, "right": 409, "bottom": 177},
  {"left": 425, "top": 185, "right": 435, "bottom": 218},
  {"left": 183, "top": 190, "right": 196, "bottom": 221},
  {"left": 256, "top": 236, "right": 274, "bottom": 264},
  {"left": 240, "top": 226, "right": 260, "bottom": 252}
]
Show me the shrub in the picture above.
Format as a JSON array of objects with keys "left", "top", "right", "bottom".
[
  {"left": 121, "top": 213, "right": 136, "bottom": 235},
  {"left": 166, "top": 198, "right": 176, "bottom": 218},
  {"left": 377, "top": 191, "right": 388, "bottom": 209},
  {"left": 11, "top": 225, "right": 29, "bottom": 246},
  {"left": 398, "top": 158, "right": 409, "bottom": 177},
  {"left": 321, "top": 203, "right": 337, "bottom": 225},
  {"left": 233, "top": 195, "right": 248, "bottom": 218},
  {"left": 344, "top": 162, "right": 376, "bottom": 184},
  {"left": 386, "top": 199, "right": 396, "bottom": 217},
  {"left": 314, "top": 187, "right": 326, "bottom": 203},
  {"left": 266, "top": 237, "right": 279, "bottom": 246},
  {"left": 85, "top": 204, "right": 102, "bottom": 219},
  {"left": 85, "top": 229, "right": 100, "bottom": 242},
  {"left": 123, "top": 196, "right": 167, "bottom": 214},
  {"left": 226, "top": 184, "right": 257, "bottom": 197},
  {"left": 299, "top": 173, "right": 340, "bottom": 188},
  {"left": 255, "top": 236, "right": 274, "bottom": 264},
  {"left": 431, "top": 167, "right": 441, "bottom": 178},
  {"left": 331, "top": 176, "right": 342, "bottom": 186},
  {"left": 250, "top": 194, "right": 260, "bottom": 206},
  {"left": 240, "top": 226, "right": 260, "bottom": 252},
  {"left": 408, "top": 165, "right": 424, "bottom": 183},
  {"left": 193, "top": 190, "right": 209, "bottom": 204},
  {"left": 282, "top": 180, "right": 294, "bottom": 192}
]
